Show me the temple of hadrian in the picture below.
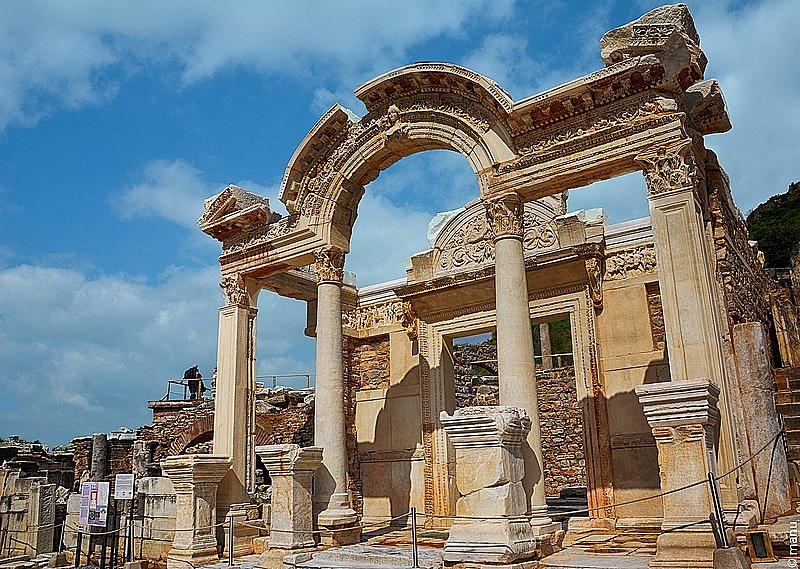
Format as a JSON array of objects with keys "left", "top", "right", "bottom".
[{"left": 169, "top": 3, "right": 799, "bottom": 567}]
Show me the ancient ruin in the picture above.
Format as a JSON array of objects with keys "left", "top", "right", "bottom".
[{"left": 4, "top": 3, "right": 800, "bottom": 568}]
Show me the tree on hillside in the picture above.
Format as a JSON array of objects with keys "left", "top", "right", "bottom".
[{"left": 746, "top": 181, "right": 800, "bottom": 268}]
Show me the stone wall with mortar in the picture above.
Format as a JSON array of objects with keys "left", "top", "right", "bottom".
[
  {"left": 343, "top": 335, "right": 393, "bottom": 515},
  {"left": 453, "top": 343, "right": 586, "bottom": 496}
]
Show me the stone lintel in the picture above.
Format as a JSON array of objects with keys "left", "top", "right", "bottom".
[
  {"left": 635, "top": 379, "right": 720, "bottom": 428},
  {"left": 256, "top": 444, "right": 323, "bottom": 474}
]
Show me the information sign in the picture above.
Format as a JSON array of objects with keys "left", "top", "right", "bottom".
[
  {"left": 78, "top": 481, "right": 110, "bottom": 528},
  {"left": 114, "top": 473, "right": 135, "bottom": 500}
]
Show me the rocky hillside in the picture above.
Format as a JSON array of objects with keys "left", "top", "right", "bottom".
[{"left": 746, "top": 181, "right": 800, "bottom": 268}]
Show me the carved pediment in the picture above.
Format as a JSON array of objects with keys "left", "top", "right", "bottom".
[
  {"left": 432, "top": 194, "right": 566, "bottom": 276},
  {"left": 198, "top": 185, "right": 275, "bottom": 242}
]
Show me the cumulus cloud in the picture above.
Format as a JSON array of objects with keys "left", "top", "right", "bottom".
[
  {"left": 0, "top": 262, "right": 314, "bottom": 446},
  {"left": 0, "top": 0, "right": 511, "bottom": 131}
]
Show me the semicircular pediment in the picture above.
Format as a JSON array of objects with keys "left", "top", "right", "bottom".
[{"left": 432, "top": 194, "right": 566, "bottom": 276}]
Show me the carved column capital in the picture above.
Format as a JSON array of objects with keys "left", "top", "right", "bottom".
[
  {"left": 220, "top": 274, "right": 249, "bottom": 308},
  {"left": 314, "top": 247, "right": 346, "bottom": 283},
  {"left": 636, "top": 141, "right": 698, "bottom": 197},
  {"left": 484, "top": 192, "right": 524, "bottom": 240}
]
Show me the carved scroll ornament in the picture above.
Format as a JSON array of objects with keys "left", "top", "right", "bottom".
[
  {"left": 585, "top": 256, "right": 604, "bottom": 310},
  {"left": 484, "top": 193, "right": 524, "bottom": 239},
  {"left": 314, "top": 247, "right": 346, "bottom": 283}
]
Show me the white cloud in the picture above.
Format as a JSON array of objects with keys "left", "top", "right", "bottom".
[
  {"left": 113, "top": 160, "right": 214, "bottom": 228},
  {"left": 0, "top": 0, "right": 511, "bottom": 131},
  {"left": 0, "top": 262, "right": 315, "bottom": 446},
  {"left": 694, "top": 0, "right": 800, "bottom": 211}
]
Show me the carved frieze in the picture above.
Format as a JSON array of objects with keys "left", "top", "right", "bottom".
[
  {"left": 604, "top": 244, "right": 658, "bottom": 280},
  {"left": 484, "top": 193, "right": 524, "bottom": 239},
  {"left": 343, "top": 299, "right": 405, "bottom": 332},
  {"left": 314, "top": 247, "right": 346, "bottom": 283},
  {"left": 401, "top": 301, "right": 418, "bottom": 341},
  {"left": 221, "top": 215, "right": 300, "bottom": 255}
]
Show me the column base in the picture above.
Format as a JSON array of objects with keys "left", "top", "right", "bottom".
[
  {"left": 318, "top": 525, "right": 362, "bottom": 546},
  {"left": 443, "top": 518, "right": 538, "bottom": 565},
  {"left": 648, "top": 527, "right": 716, "bottom": 568},
  {"left": 166, "top": 546, "right": 219, "bottom": 569}
]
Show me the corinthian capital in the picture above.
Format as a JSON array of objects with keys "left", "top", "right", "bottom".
[
  {"left": 314, "top": 247, "right": 346, "bottom": 283},
  {"left": 636, "top": 142, "right": 697, "bottom": 197},
  {"left": 484, "top": 193, "right": 524, "bottom": 240},
  {"left": 220, "top": 274, "right": 249, "bottom": 307}
]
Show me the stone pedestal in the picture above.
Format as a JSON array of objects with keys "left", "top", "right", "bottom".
[
  {"left": 635, "top": 380, "right": 721, "bottom": 569},
  {"left": 257, "top": 444, "right": 322, "bottom": 549},
  {"left": 223, "top": 503, "right": 261, "bottom": 557},
  {"left": 161, "top": 455, "right": 231, "bottom": 569},
  {"left": 440, "top": 407, "right": 541, "bottom": 565}
]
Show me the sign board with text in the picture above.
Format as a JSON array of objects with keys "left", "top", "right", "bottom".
[
  {"left": 78, "top": 481, "right": 110, "bottom": 528},
  {"left": 114, "top": 473, "right": 135, "bottom": 500}
]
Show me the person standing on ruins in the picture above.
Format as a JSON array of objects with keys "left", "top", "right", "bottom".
[{"left": 184, "top": 364, "right": 204, "bottom": 400}]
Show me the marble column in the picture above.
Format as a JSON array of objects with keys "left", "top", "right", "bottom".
[
  {"left": 539, "top": 322, "right": 552, "bottom": 370},
  {"left": 213, "top": 273, "right": 259, "bottom": 515},
  {"left": 162, "top": 455, "right": 231, "bottom": 569},
  {"left": 484, "top": 193, "right": 559, "bottom": 536},
  {"left": 440, "top": 407, "right": 539, "bottom": 565},
  {"left": 637, "top": 142, "right": 738, "bottom": 507},
  {"left": 257, "top": 444, "right": 323, "bottom": 549},
  {"left": 312, "top": 248, "right": 360, "bottom": 544},
  {"left": 635, "top": 380, "right": 721, "bottom": 569}
]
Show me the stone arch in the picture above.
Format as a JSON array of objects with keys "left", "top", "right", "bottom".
[
  {"left": 279, "top": 63, "right": 518, "bottom": 251},
  {"left": 168, "top": 415, "right": 214, "bottom": 456}
]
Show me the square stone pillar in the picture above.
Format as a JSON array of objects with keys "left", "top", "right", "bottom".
[
  {"left": 440, "top": 406, "right": 542, "bottom": 566},
  {"left": 635, "top": 380, "right": 721, "bottom": 569},
  {"left": 257, "top": 444, "right": 323, "bottom": 549},
  {"left": 162, "top": 455, "right": 231, "bottom": 569},
  {"left": 639, "top": 144, "right": 738, "bottom": 507},
  {"left": 214, "top": 274, "right": 259, "bottom": 516}
]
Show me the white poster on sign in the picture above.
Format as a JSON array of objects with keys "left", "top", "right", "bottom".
[{"left": 114, "top": 473, "right": 135, "bottom": 500}]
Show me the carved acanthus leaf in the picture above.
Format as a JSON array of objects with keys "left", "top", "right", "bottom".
[
  {"left": 220, "top": 274, "right": 248, "bottom": 307},
  {"left": 314, "top": 247, "right": 346, "bottom": 283},
  {"left": 484, "top": 193, "right": 524, "bottom": 239},
  {"left": 637, "top": 142, "right": 697, "bottom": 197}
]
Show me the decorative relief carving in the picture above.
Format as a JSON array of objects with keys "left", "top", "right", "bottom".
[
  {"left": 220, "top": 274, "right": 248, "bottom": 307},
  {"left": 221, "top": 215, "right": 300, "bottom": 255},
  {"left": 484, "top": 193, "right": 524, "bottom": 239},
  {"left": 342, "top": 299, "right": 405, "bottom": 332},
  {"left": 585, "top": 256, "right": 604, "bottom": 310},
  {"left": 401, "top": 301, "right": 418, "bottom": 341},
  {"left": 514, "top": 97, "right": 670, "bottom": 156},
  {"left": 314, "top": 247, "right": 345, "bottom": 283},
  {"left": 631, "top": 23, "right": 675, "bottom": 45},
  {"left": 604, "top": 244, "right": 658, "bottom": 280},
  {"left": 637, "top": 143, "right": 697, "bottom": 196}
]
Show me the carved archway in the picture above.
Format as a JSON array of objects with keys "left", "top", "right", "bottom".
[{"left": 279, "top": 63, "right": 517, "bottom": 252}]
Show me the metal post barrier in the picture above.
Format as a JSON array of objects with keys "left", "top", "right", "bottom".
[
  {"left": 708, "top": 472, "right": 728, "bottom": 548},
  {"left": 128, "top": 497, "right": 135, "bottom": 562},
  {"left": 109, "top": 501, "right": 118, "bottom": 569},
  {"left": 100, "top": 527, "right": 108, "bottom": 569},
  {"left": 74, "top": 531, "right": 82, "bottom": 568},
  {"left": 228, "top": 515, "right": 234, "bottom": 567},
  {"left": 411, "top": 507, "right": 419, "bottom": 568}
]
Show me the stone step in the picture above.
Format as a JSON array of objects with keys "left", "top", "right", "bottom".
[
  {"left": 782, "top": 417, "right": 800, "bottom": 432},
  {"left": 784, "top": 430, "right": 800, "bottom": 444},
  {"left": 776, "top": 391, "right": 800, "bottom": 405},
  {"left": 777, "top": 401, "right": 800, "bottom": 416},
  {"left": 787, "top": 444, "right": 800, "bottom": 461},
  {"left": 776, "top": 366, "right": 800, "bottom": 391},
  {"left": 284, "top": 545, "right": 443, "bottom": 568}
]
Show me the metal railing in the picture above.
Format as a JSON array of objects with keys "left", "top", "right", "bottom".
[{"left": 255, "top": 374, "right": 315, "bottom": 389}]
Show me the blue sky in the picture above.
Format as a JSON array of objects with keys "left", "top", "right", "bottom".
[{"left": 1, "top": 0, "right": 798, "bottom": 447}]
